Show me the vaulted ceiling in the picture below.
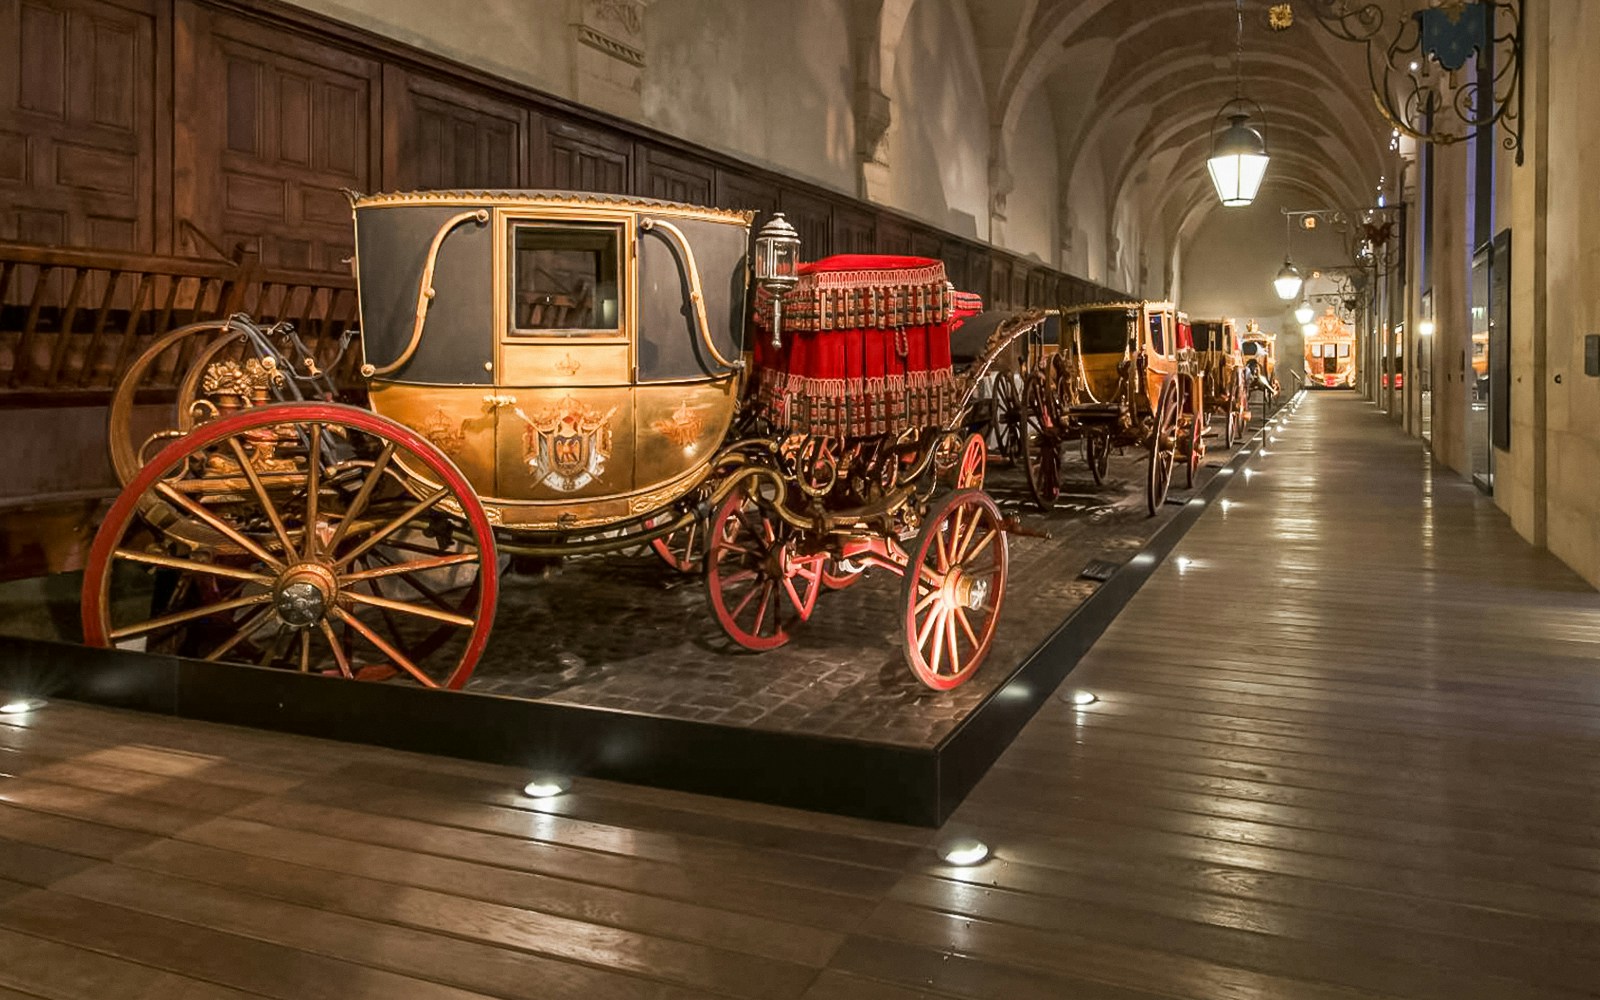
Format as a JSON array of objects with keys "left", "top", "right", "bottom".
[{"left": 959, "top": 0, "right": 1394, "bottom": 266}]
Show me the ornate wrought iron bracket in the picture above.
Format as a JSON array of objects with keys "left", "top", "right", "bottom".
[{"left": 1269, "top": 1, "right": 1524, "bottom": 165}]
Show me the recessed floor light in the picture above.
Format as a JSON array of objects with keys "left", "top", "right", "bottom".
[
  {"left": 522, "top": 775, "right": 572, "bottom": 798},
  {"left": 0, "top": 698, "right": 46, "bottom": 714},
  {"left": 1065, "top": 690, "right": 1098, "bottom": 707},
  {"left": 937, "top": 837, "right": 990, "bottom": 866}
]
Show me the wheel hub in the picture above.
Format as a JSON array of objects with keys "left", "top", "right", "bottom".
[
  {"left": 274, "top": 563, "right": 338, "bottom": 628},
  {"left": 946, "top": 570, "right": 991, "bottom": 611}
]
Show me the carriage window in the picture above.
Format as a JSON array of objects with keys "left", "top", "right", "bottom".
[
  {"left": 510, "top": 223, "right": 621, "bottom": 334},
  {"left": 1075, "top": 311, "right": 1132, "bottom": 354},
  {"left": 1149, "top": 314, "right": 1166, "bottom": 354}
]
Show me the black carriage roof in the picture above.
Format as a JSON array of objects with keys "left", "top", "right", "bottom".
[{"left": 350, "top": 189, "right": 756, "bottom": 224}]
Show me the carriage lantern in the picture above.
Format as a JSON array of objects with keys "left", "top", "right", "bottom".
[{"left": 755, "top": 213, "right": 801, "bottom": 348}]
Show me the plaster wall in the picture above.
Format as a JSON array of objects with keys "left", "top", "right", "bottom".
[
  {"left": 1426, "top": 141, "right": 1472, "bottom": 478},
  {"left": 1539, "top": 0, "right": 1600, "bottom": 585},
  {"left": 1179, "top": 195, "right": 1344, "bottom": 328},
  {"left": 279, "top": 0, "right": 569, "bottom": 98},
  {"left": 1491, "top": 0, "right": 1548, "bottom": 547},
  {"left": 1002, "top": 87, "right": 1059, "bottom": 263},
  {"left": 878, "top": 0, "right": 991, "bottom": 240},
  {"left": 643, "top": 0, "right": 856, "bottom": 194}
]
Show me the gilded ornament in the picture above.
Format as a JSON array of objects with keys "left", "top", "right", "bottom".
[
  {"left": 650, "top": 399, "right": 704, "bottom": 448},
  {"left": 1268, "top": 3, "right": 1293, "bottom": 30},
  {"left": 516, "top": 396, "right": 618, "bottom": 493}
]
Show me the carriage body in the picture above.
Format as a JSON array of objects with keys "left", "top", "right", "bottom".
[{"left": 352, "top": 191, "right": 753, "bottom": 532}]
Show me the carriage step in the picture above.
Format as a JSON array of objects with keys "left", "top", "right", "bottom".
[{"left": 1078, "top": 558, "right": 1120, "bottom": 582}]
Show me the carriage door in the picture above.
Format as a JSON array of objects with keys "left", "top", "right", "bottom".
[
  {"left": 495, "top": 217, "right": 635, "bottom": 501},
  {"left": 632, "top": 216, "right": 747, "bottom": 489}
]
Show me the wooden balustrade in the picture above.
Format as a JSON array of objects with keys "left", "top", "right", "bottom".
[{"left": 0, "top": 242, "right": 361, "bottom": 406}]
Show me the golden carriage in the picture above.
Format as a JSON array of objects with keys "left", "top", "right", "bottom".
[
  {"left": 1191, "top": 317, "right": 1251, "bottom": 447},
  {"left": 1240, "top": 321, "right": 1281, "bottom": 419},
  {"left": 82, "top": 191, "right": 1045, "bottom": 692},
  {"left": 1003, "top": 300, "right": 1206, "bottom": 515}
]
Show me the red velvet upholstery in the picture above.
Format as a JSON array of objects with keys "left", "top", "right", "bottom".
[{"left": 752, "top": 255, "right": 981, "bottom": 438}]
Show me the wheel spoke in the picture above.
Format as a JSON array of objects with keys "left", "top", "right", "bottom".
[
  {"left": 927, "top": 606, "right": 948, "bottom": 673},
  {"left": 340, "top": 551, "right": 478, "bottom": 583},
  {"left": 298, "top": 629, "right": 312, "bottom": 673},
  {"left": 330, "top": 607, "right": 437, "bottom": 688},
  {"left": 334, "top": 487, "right": 450, "bottom": 569},
  {"left": 202, "top": 605, "right": 276, "bottom": 662},
  {"left": 111, "top": 591, "right": 273, "bottom": 642},
  {"left": 226, "top": 435, "right": 298, "bottom": 557},
  {"left": 326, "top": 441, "right": 397, "bottom": 553},
  {"left": 153, "top": 481, "right": 286, "bottom": 571},
  {"left": 318, "top": 620, "right": 354, "bottom": 679},
  {"left": 727, "top": 578, "right": 763, "bottom": 620},
  {"left": 751, "top": 580, "right": 775, "bottom": 635},
  {"left": 342, "top": 589, "right": 475, "bottom": 628},
  {"left": 113, "top": 548, "right": 273, "bottom": 584},
  {"left": 955, "top": 605, "right": 981, "bottom": 647},
  {"left": 304, "top": 423, "right": 323, "bottom": 559},
  {"left": 945, "top": 612, "right": 961, "bottom": 678},
  {"left": 965, "top": 528, "right": 999, "bottom": 563},
  {"left": 951, "top": 506, "right": 982, "bottom": 564},
  {"left": 916, "top": 602, "right": 947, "bottom": 649}
]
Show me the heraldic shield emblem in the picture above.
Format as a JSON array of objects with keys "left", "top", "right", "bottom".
[{"left": 520, "top": 396, "right": 618, "bottom": 492}]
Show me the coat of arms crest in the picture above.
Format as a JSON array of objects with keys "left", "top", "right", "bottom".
[{"left": 520, "top": 396, "right": 618, "bottom": 492}]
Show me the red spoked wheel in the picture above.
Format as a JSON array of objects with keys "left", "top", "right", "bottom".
[
  {"left": 81, "top": 402, "right": 497, "bottom": 689},
  {"left": 648, "top": 514, "right": 704, "bottom": 574},
  {"left": 901, "top": 489, "right": 1008, "bottom": 690},
  {"left": 955, "top": 432, "right": 986, "bottom": 489},
  {"left": 706, "top": 487, "right": 823, "bottom": 651}
]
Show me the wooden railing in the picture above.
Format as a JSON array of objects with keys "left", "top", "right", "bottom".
[{"left": 0, "top": 242, "right": 361, "bottom": 407}]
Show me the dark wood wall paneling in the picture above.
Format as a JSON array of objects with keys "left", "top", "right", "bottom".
[{"left": 6, "top": 0, "right": 1123, "bottom": 302}]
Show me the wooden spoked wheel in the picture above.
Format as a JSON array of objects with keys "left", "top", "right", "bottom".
[
  {"left": 990, "top": 372, "right": 1025, "bottom": 462},
  {"left": 1223, "top": 389, "right": 1239, "bottom": 449},
  {"left": 1020, "top": 374, "right": 1061, "bottom": 510},
  {"left": 1146, "top": 378, "right": 1181, "bottom": 516},
  {"left": 1083, "top": 431, "right": 1110, "bottom": 486},
  {"left": 1184, "top": 405, "right": 1206, "bottom": 490},
  {"left": 82, "top": 402, "right": 497, "bottom": 689},
  {"left": 648, "top": 515, "right": 704, "bottom": 574},
  {"left": 706, "top": 487, "right": 822, "bottom": 651},
  {"left": 955, "top": 433, "right": 986, "bottom": 489},
  {"left": 901, "top": 489, "right": 1008, "bottom": 690}
]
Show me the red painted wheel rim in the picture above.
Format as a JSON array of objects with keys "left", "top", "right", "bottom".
[
  {"left": 705, "top": 488, "right": 820, "bottom": 651},
  {"left": 955, "top": 433, "right": 986, "bottom": 490},
  {"left": 81, "top": 402, "right": 497, "bottom": 690},
  {"left": 901, "top": 489, "right": 1007, "bottom": 690}
]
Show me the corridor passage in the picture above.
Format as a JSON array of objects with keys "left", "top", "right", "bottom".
[{"left": 3, "top": 392, "right": 1600, "bottom": 999}]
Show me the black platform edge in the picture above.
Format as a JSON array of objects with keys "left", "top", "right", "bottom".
[{"left": 0, "top": 401, "right": 1292, "bottom": 828}]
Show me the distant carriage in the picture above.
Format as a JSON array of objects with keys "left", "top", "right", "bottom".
[
  {"left": 1191, "top": 317, "right": 1251, "bottom": 447},
  {"left": 83, "top": 192, "right": 1045, "bottom": 692},
  {"left": 996, "top": 300, "right": 1206, "bottom": 516}
]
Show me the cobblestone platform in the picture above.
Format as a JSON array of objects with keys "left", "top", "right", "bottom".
[{"left": 466, "top": 439, "right": 1232, "bottom": 749}]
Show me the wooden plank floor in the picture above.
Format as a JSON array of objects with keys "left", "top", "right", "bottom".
[{"left": 4, "top": 391, "right": 1600, "bottom": 998}]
